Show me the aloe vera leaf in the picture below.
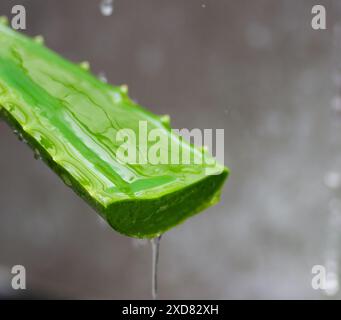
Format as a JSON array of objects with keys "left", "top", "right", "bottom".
[{"left": 0, "top": 23, "right": 229, "bottom": 238}]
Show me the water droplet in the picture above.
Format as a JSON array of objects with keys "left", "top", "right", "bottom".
[
  {"left": 110, "top": 91, "right": 122, "bottom": 103},
  {"left": 151, "top": 235, "right": 162, "bottom": 300},
  {"left": 201, "top": 4, "right": 206, "bottom": 8},
  {"left": 33, "top": 148, "right": 42, "bottom": 160},
  {"left": 98, "top": 72, "right": 108, "bottom": 83},
  {"left": 13, "top": 130, "right": 28, "bottom": 143},
  {"left": 18, "top": 133, "right": 23, "bottom": 141},
  {"left": 80, "top": 61, "right": 90, "bottom": 71},
  {"left": 100, "top": 0, "right": 113, "bottom": 16},
  {"left": 324, "top": 171, "right": 341, "bottom": 189},
  {"left": 61, "top": 174, "right": 72, "bottom": 187},
  {"left": 160, "top": 115, "right": 170, "bottom": 127},
  {"left": 34, "top": 35, "right": 44, "bottom": 44},
  {"left": 120, "top": 84, "right": 128, "bottom": 94}
]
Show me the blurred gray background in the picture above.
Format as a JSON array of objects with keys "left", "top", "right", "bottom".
[{"left": 0, "top": 0, "right": 339, "bottom": 299}]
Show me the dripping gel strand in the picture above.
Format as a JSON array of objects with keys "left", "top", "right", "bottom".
[{"left": 151, "top": 235, "right": 162, "bottom": 300}]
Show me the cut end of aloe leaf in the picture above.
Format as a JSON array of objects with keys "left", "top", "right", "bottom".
[{"left": 0, "top": 24, "right": 229, "bottom": 238}]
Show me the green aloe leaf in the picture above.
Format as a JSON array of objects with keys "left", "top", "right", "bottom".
[{"left": 0, "top": 22, "right": 228, "bottom": 238}]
